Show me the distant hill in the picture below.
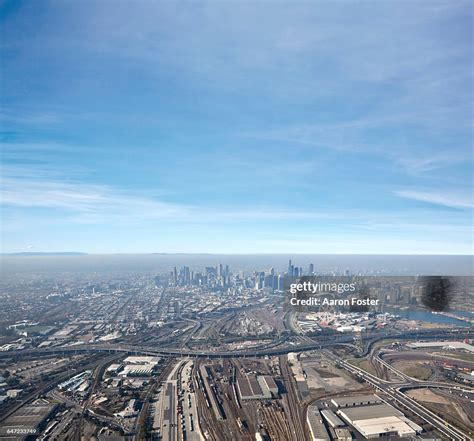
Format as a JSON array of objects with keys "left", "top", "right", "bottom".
[{"left": 2, "top": 252, "right": 88, "bottom": 256}]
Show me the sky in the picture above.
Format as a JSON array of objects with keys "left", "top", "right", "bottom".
[{"left": 0, "top": 1, "right": 472, "bottom": 254}]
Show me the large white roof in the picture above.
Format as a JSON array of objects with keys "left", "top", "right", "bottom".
[{"left": 352, "top": 416, "right": 415, "bottom": 437}]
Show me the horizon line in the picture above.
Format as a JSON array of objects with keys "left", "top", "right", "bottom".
[{"left": 1, "top": 252, "right": 473, "bottom": 257}]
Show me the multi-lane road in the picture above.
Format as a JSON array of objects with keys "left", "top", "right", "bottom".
[
  {"left": 1, "top": 328, "right": 470, "bottom": 360},
  {"left": 2, "top": 326, "right": 472, "bottom": 439},
  {"left": 323, "top": 349, "right": 473, "bottom": 441}
]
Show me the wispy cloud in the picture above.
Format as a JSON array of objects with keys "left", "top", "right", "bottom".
[
  {"left": 1, "top": 176, "right": 189, "bottom": 221},
  {"left": 395, "top": 189, "right": 473, "bottom": 209},
  {"left": 394, "top": 152, "right": 468, "bottom": 173},
  {"left": 0, "top": 172, "right": 332, "bottom": 224},
  {"left": 0, "top": 1, "right": 472, "bottom": 254},
  {"left": 3, "top": 172, "right": 472, "bottom": 227}
]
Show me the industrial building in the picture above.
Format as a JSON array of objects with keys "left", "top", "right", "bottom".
[
  {"left": 117, "top": 355, "right": 161, "bottom": 377},
  {"left": 123, "top": 356, "right": 161, "bottom": 365},
  {"left": 407, "top": 341, "right": 474, "bottom": 353},
  {"left": 237, "top": 375, "right": 274, "bottom": 400},
  {"left": 106, "top": 363, "right": 122, "bottom": 374},
  {"left": 338, "top": 403, "right": 402, "bottom": 422},
  {"left": 0, "top": 398, "right": 57, "bottom": 440},
  {"left": 337, "top": 402, "right": 422, "bottom": 439},
  {"left": 261, "top": 375, "right": 279, "bottom": 396},
  {"left": 306, "top": 405, "right": 331, "bottom": 441},
  {"left": 321, "top": 409, "right": 344, "bottom": 428},
  {"left": 119, "top": 364, "right": 155, "bottom": 377},
  {"left": 58, "top": 370, "right": 91, "bottom": 392},
  {"left": 352, "top": 416, "right": 416, "bottom": 438},
  {"left": 331, "top": 394, "right": 382, "bottom": 408},
  {"left": 334, "top": 427, "right": 352, "bottom": 440}
]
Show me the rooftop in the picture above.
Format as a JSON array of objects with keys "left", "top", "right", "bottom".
[
  {"left": 331, "top": 394, "right": 382, "bottom": 408},
  {"left": 338, "top": 403, "right": 402, "bottom": 423},
  {"left": 352, "top": 416, "right": 416, "bottom": 437}
]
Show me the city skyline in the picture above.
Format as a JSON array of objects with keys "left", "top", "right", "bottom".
[
  {"left": 0, "top": 256, "right": 472, "bottom": 439},
  {"left": 1, "top": 1, "right": 473, "bottom": 254}
]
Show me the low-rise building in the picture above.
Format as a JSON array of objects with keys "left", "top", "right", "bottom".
[
  {"left": 334, "top": 427, "right": 352, "bottom": 440},
  {"left": 237, "top": 375, "right": 273, "bottom": 400},
  {"left": 321, "top": 409, "right": 344, "bottom": 428},
  {"left": 336, "top": 402, "right": 420, "bottom": 439},
  {"left": 331, "top": 394, "right": 382, "bottom": 408},
  {"left": 352, "top": 416, "right": 415, "bottom": 438},
  {"left": 307, "top": 405, "right": 330, "bottom": 441},
  {"left": 261, "top": 375, "right": 279, "bottom": 396},
  {"left": 6, "top": 389, "right": 22, "bottom": 398}
]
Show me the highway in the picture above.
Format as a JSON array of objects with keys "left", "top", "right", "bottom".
[
  {"left": 372, "top": 349, "right": 474, "bottom": 393},
  {"left": 2, "top": 327, "right": 472, "bottom": 440},
  {"left": 382, "top": 350, "right": 474, "bottom": 370},
  {"left": 373, "top": 349, "right": 419, "bottom": 383},
  {"left": 323, "top": 349, "right": 472, "bottom": 441},
  {"left": 1, "top": 328, "right": 470, "bottom": 360}
]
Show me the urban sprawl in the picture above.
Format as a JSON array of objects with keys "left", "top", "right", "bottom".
[{"left": 0, "top": 259, "right": 473, "bottom": 440}]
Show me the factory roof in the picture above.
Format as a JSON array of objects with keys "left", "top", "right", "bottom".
[
  {"left": 321, "top": 409, "right": 345, "bottom": 428},
  {"left": 352, "top": 416, "right": 416, "bottom": 437},
  {"left": 237, "top": 377, "right": 253, "bottom": 398},
  {"left": 338, "top": 403, "right": 401, "bottom": 423},
  {"left": 120, "top": 365, "right": 154, "bottom": 376},
  {"left": 0, "top": 399, "right": 57, "bottom": 439},
  {"left": 407, "top": 341, "right": 474, "bottom": 352},
  {"left": 307, "top": 406, "right": 330, "bottom": 441},
  {"left": 331, "top": 394, "right": 382, "bottom": 408},
  {"left": 262, "top": 375, "right": 278, "bottom": 391},
  {"left": 106, "top": 363, "right": 121, "bottom": 372},
  {"left": 123, "top": 356, "right": 160, "bottom": 365},
  {"left": 249, "top": 376, "right": 263, "bottom": 395},
  {"left": 237, "top": 375, "right": 272, "bottom": 400}
]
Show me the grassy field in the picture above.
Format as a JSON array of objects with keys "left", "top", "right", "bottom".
[
  {"left": 347, "top": 357, "right": 377, "bottom": 376},
  {"left": 393, "top": 361, "right": 432, "bottom": 380}
]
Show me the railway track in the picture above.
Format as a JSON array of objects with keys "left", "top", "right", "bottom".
[{"left": 279, "top": 356, "right": 308, "bottom": 441}]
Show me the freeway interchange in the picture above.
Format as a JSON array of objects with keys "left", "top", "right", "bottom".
[
  {"left": 1, "top": 328, "right": 470, "bottom": 360},
  {"left": 323, "top": 349, "right": 473, "bottom": 441},
  {"left": 1, "top": 326, "right": 473, "bottom": 440}
]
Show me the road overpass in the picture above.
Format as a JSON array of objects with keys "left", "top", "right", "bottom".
[
  {"left": 0, "top": 328, "right": 470, "bottom": 360},
  {"left": 323, "top": 349, "right": 472, "bottom": 441}
]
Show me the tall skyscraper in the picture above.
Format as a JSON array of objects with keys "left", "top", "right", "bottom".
[
  {"left": 184, "top": 266, "right": 191, "bottom": 285},
  {"left": 173, "top": 267, "right": 177, "bottom": 286},
  {"left": 277, "top": 274, "right": 285, "bottom": 291}
]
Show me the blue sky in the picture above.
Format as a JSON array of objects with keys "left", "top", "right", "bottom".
[{"left": 0, "top": 1, "right": 472, "bottom": 254}]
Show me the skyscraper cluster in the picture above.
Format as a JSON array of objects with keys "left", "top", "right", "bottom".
[
  {"left": 287, "top": 260, "right": 314, "bottom": 278},
  {"left": 171, "top": 264, "right": 232, "bottom": 288},
  {"left": 167, "top": 260, "right": 316, "bottom": 292}
]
